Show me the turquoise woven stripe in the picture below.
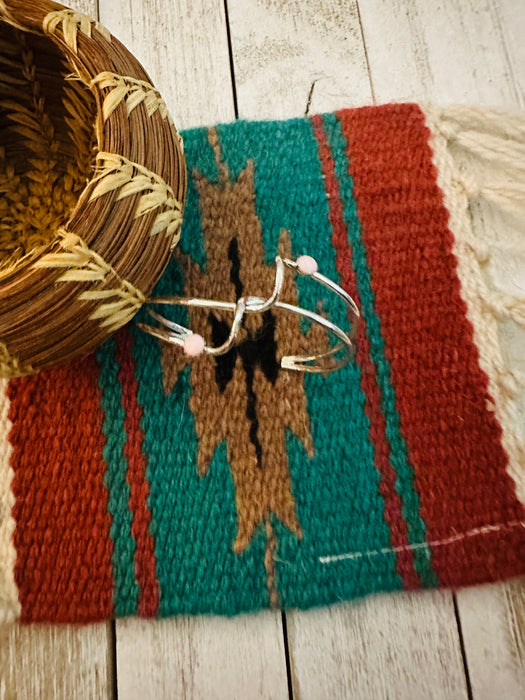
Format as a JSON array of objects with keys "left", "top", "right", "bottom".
[
  {"left": 96, "top": 335, "right": 139, "bottom": 616},
  {"left": 216, "top": 116, "right": 402, "bottom": 606},
  {"left": 130, "top": 134, "right": 269, "bottom": 615},
  {"left": 323, "top": 112, "right": 438, "bottom": 587}
]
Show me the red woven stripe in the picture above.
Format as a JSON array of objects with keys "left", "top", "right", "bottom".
[
  {"left": 339, "top": 103, "right": 525, "bottom": 585},
  {"left": 8, "top": 356, "right": 113, "bottom": 623},
  {"left": 115, "top": 329, "right": 159, "bottom": 617},
  {"left": 311, "top": 113, "right": 420, "bottom": 589}
]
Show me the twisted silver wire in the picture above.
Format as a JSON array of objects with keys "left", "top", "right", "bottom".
[{"left": 139, "top": 256, "right": 359, "bottom": 373}]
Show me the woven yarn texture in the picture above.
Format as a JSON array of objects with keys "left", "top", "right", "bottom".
[{"left": 1, "top": 103, "right": 524, "bottom": 623}]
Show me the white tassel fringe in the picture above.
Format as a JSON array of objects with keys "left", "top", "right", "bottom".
[{"left": 425, "top": 104, "right": 525, "bottom": 506}]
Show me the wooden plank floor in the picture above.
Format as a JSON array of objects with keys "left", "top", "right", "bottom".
[{"left": 2, "top": 0, "right": 524, "bottom": 698}]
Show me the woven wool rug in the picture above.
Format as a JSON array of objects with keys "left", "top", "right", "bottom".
[{"left": 1, "top": 103, "right": 525, "bottom": 624}]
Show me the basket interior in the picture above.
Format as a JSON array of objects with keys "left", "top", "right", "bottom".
[{"left": 0, "top": 19, "right": 98, "bottom": 278}]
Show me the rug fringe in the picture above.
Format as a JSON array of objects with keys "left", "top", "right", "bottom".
[
  {"left": 438, "top": 105, "right": 525, "bottom": 141},
  {"left": 425, "top": 104, "right": 525, "bottom": 505}
]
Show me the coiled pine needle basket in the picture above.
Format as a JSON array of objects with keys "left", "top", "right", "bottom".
[{"left": 0, "top": 0, "right": 187, "bottom": 377}]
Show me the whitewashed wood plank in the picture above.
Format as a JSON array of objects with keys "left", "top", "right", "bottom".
[
  {"left": 357, "top": 2, "right": 525, "bottom": 698},
  {"left": 0, "top": 622, "right": 113, "bottom": 700},
  {"left": 457, "top": 580, "right": 525, "bottom": 700},
  {"left": 0, "top": 5, "right": 114, "bottom": 698},
  {"left": 227, "top": 0, "right": 373, "bottom": 120},
  {"left": 225, "top": 2, "right": 470, "bottom": 699},
  {"left": 68, "top": 0, "right": 100, "bottom": 17},
  {"left": 225, "top": 2, "right": 474, "bottom": 698},
  {"left": 116, "top": 612, "right": 288, "bottom": 700},
  {"left": 287, "top": 591, "right": 468, "bottom": 700},
  {"left": 98, "top": 0, "right": 235, "bottom": 129},
  {"left": 357, "top": 0, "right": 522, "bottom": 108},
  {"left": 96, "top": 2, "right": 289, "bottom": 698}
]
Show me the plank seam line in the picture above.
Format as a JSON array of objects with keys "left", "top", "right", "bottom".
[
  {"left": 281, "top": 611, "right": 295, "bottom": 700},
  {"left": 319, "top": 520, "right": 525, "bottom": 563},
  {"left": 222, "top": 0, "right": 239, "bottom": 119},
  {"left": 355, "top": 0, "right": 376, "bottom": 104},
  {"left": 111, "top": 619, "right": 119, "bottom": 699},
  {"left": 453, "top": 594, "right": 474, "bottom": 700}
]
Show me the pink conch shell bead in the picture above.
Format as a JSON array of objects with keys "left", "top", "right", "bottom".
[
  {"left": 183, "top": 333, "right": 205, "bottom": 356},
  {"left": 297, "top": 255, "right": 318, "bottom": 275}
]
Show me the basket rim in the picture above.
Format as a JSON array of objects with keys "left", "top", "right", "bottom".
[{"left": 0, "top": 0, "right": 187, "bottom": 376}]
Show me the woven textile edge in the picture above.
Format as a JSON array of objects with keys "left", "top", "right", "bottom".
[
  {"left": 424, "top": 105, "right": 525, "bottom": 506},
  {"left": 0, "top": 378, "right": 20, "bottom": 623}
]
